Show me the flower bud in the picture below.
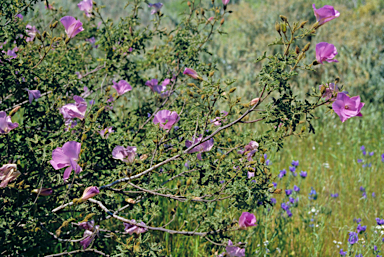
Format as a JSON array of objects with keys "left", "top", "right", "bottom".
[
  {"left": 140, "top": 154, "right": 148, "bottom": 161},
  {"left": 195, "top": 10, "right": 199, "bottom": 15},
  {"left": 187, "top": 1, "right": 191, "bottom": 6},
  {"left": 275, "top": 22, "right": 281, "bottom": 34},
  {"left": 9, "top": 106, "right": 21, "bottom": 116},
  {"left": 36, "top": 32, "right": 42, "bottom": 40},
  {"left": 295, "top": 46, "right": 300, "bottom": 55},
  {"left": 302, "top": 43, "right": 310, "bottom": 52},
  {"left": 250, "top": 98, "right": 260, "bottom": 106},
  {"left": 125, "top": 198, "right": 136, "bottom": 204},
  {"left": 279, "top": 15, "right": 288, "bottom": 22},
  {"left": 42, "top": 31, "right": 47, "bottom": 39},
  {"left": 229, "top": 87, "right": 236, "bottom": 93},
  {"left": 80, "top": 186, "right": 100, "bottom": 201},
  {"left": 209, "top": 71, "right": 215, "bottom": 77},
  {"left": 220, "top": 18, "right": 225, "bottom": 25},
  {"left": 299, "top": 20, "right": 308, "bottom": 28},
  {"left": 281, "top": 22, "right": 287, "bottom": 33},
  {"left": 32, "top": 188, "right": 53, "bottom": 196},
  {"left": 52, "top": 21, "right": 58, "bottom": 29}
]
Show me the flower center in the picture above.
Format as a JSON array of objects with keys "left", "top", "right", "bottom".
[{"left": 344, "top": 105, "right": 349, "bottom": 109}]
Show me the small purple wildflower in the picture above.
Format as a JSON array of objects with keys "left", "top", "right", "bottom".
[
  {"left": 294, "top": 185, "right": 300, "bottom": 192},
  {"left": 370, "top": 152, "right": 374, "bottom": 156},
  {"left": 272, "top": 182, "right": 277, "bottom": 188},
  {"left": 289, "top": 197, "right": 295, "bottom": 204},
  {"left": 219, "top": 180, "right": 225, "bottom": 184},
  {"left": 372, "top": 192, "right": 376, "bottom": 198},
  {"left": 360, "top": 186, "right": 365, "bottom": 192},
  {"left": 265, "top": 159, "right": 271, "bottom": 166},
  {"left": 374, "top": 245, "right": 378, "bottom": 251},
  {"left": 362, "top": 164, "right": 367, "bottom": 168},
  {"left": 361, "top": 146, "right": 365, "bottom": 151},
  {"left": 286, "top": 209, "right": 292, "bottom": 217},
  {"left": 348, "top": 232, "right": 359, "bottom": 245},
  {"left": 357, "top": 224, "right": 367, "bottom": 233},
  {"left": 270, "top": 198, "right": 276, "bottom": 204},
  {"left": 309, "top": 187, "right": 317, "bottom": 200},
  {"left": 300, "top": 171, "right": 307, "bottom": 178},
  {"left": 353, "top": 218, "right": 361, "bottom": 224},
  {"left": 363, "top": 150, "right": 366, "bottom": 156},
  {"left": 339, "top": 249, "right": 347, "bottom": 256},
  {"left": 291, "top": 160, "right": 299, "bottom": 167},
  {"left": 285, "top": 189, "right": 293, "bottom": 196},
  {"left": 357, "top": 159, "right": 363, "bottom": 163},
  {"left": 289, "top": 166, "right": 296, "bottom": 172},
  {"left": 362, "top": 192, "right": 367, "bottom": 199},
  {"left": 331, "top": 193, "right": 339, "bottom": 198},
  {"left": 375, "top": 218, "right": 384, "bottom": 225},
  {"left": 278, "top": 169, "right": 286, "bottom": 178},
  {"left": 281, "top": 202, "right": 289, "bottom": 211}
]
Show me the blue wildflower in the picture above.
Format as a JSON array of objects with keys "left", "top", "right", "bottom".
[
  {"left": 331, "top": 193, "right": 339, "bottom": 198},
  {"left": 270, "top": 198, "right": 276, "bottom": 205},
  {"left": 353, "top": 218, "right": 361, "bottom": 224},
  {"left": 300, "top": 171, "right": 307, "bottom": 178},
  {"left": 370, "top": 152, "right": 374, "bottom": 156},
  {"left": 309, "top": 187, "right": 317, "bottom": 200},
  {"left": 357, "top": 224, "right": 367, "bottom": 233},
  {"left": 361, "top": 145, "right": 365, "bottom": 151},
  {"left": 289, "top": 166, "right": 296, "bottom": 172},
  {"left": 285, "top": 189, "right": 293, "bottom": 196},
  {"left": 357, "top": 159, "right": 363, "bottom": 163},
  {"left": 348, "top": 232, "right": 359, "bottom": 245},
  {"left": 340, "top": 249, "right": 347, "bottom": 256},
  {"left": 272, "top": 182, "right": 277, "bottom": 188},
  {"left": 286, "top": 209, "right": 292, "bottom": 217},
  {"left": 360, "top": 186, "right": 365, "bottom": 192},
  {"left": 294, "top": 185, "right": 300, "bottom": 192},
  {"left": 291, "top": 160, "right": 299, "bottom": 167}
]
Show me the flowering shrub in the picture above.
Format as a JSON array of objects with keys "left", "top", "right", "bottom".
[{"left": 0, "top": 0, "right": 363, "bottom": 255}]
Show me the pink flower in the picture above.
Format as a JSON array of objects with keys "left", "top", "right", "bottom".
[
  {"left": 315, "top": 42, "right": 338, "bottom": 65},
  {"left": 238, "top": 141, "right": 259, "bottom": 161},
  {"left": 60, "top": 95, "right": 87, "bottom": 121},
  {"left": 27, "top": 89, "right": 41, "bottom": 104},
  {"left": 332, "top": 93, "right": 364, "bottom": 123},
  {"left": 81, "top": 186, "right": 100, "bottom": 201},
  {"left": 148, "top": 3, "right": 163, "bottom": 15},
  {"left": 145, "top": 79, "right": 167, "bottom": 94},
  {"left": 0, "top": 164, "right": 20, "bottom": 188},
  {"left": 78, "top": 0, "right": 93, "bottom": 17},
  {"left": 112, "top": 80, "right": 132, "bottom": 96},
  {"left": 31, "top": 188, "right": 53, "bottom": 196},
  {"left": 312, "top": 4, "right": 340, "bottom": 26},
  {"left": 112, "top": 146, "right": 137, "bottom": 163},
  {"left": 124, "top": 220, "right": 148, "bottom": 235},
  {"left": 45, "top": 4, "right": 53, "bottom": 9},
  {"left": 153, "top": 110, "right": 180, "bottom": 130},
  {"left": 183, "top": 68, "right": 200, "bottom": 80},
  {"left": 319, "top": 83, "right": 338, "bottom": 101},
  {"left": 5, "top": 47, "right": 18, "bottom": 59},
  {"left": 226, "top": 240, "right": 245, "bottom": 257},
  {"left": 222, "top": 0, "right": 230, "bottom": 5},
  {"left": 26, "top": 25, "right": 39, "bottom": 42},
  {"left": 185, "top": 135, "right": 214, "bottom": 160},
  {"left": 99, "top": 127, "right": 114, "bottom": 139},
  {"left": 210, "top": 111, "right": 228, "bottom": 126},
  {"left": 208, "top": 17, "right": 214, "bottom": 22},
  {"left": 250, "top": 98, "right": 260, "bottom": 106},
  {"left": 50, "top": 141, "right": 82, "bottom": 180},
  {"left": 78, "top": 220, "right": 96, "bottom": 231},
  {"left": 60, "top": 16, "right": 84, "bottom": 39},
  {"left": 78, "top": 220, "right": 99, "bottom": 249},
  {"left": 239, "top": 212, "right": 256, "bottom": 229},
  {"left": 0, "top": 111, "right": 19, "bottom": 134},
  {"left": 247, "top": 171, "right": 254, "bottom": 179}
]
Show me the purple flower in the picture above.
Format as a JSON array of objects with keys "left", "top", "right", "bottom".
[
  {"left": 238, "top": 141, "right": 259, "bottom": 161},
  {"left": 78, "top": 220, "right": 99, "bottom": 249},
  {"left": 362, "top": 192, "right": 367, "bottom": 198},
  {"left": 210, "top": 111, "right": 228, "bottom": 126},
  {"left": 332, "top": 93, "right": 364, "bottom": 123},
  {"left": 79, "top": 230, "right": 96, "bottom": 249},
  {"left": 85, "top": 37, "right": 98, "bottom": 48},
  {"left": 219, "top": 180, "right": 225, "bottom": 184},
  {"left": 272, "top": 182, "right": 277, "bottom": 188},
  {"left": 356, "top": 254, "right": 363, "bottom": 257},
  {"left": 281, "top": 202, "right": 289, "bottom": 211},
  {"left": 278, "top": 169, "right": 287, "bottom": 178},
  {"left": 50, "top": 141, "right": 82, "bottom": 180},
  {"left": 124, "top": 220, "right": 148, "bottom": 235},
  {"left": 247, "top": 171, "right": 255, "bottom": 179},
  {"left": 270, "top": 198, "right": 276, "bottom": 204},
  {"left": 285, "top": 189, "right": 293, "bottom": 196},
  {"left": 99, "top": 127, "right": 113, "bottom": 139},
  {"left": 291, "top": 160, "right": 299, "bottom": 167},
  {"left": 60, "top": 16, "right": 84, "bottom": 38},
  {"left": 286, "top": 209, "right": 293, "bottom": 217},
  {"left": 372, "top": 192, "right": 376, "bottom": 198},
  {"left": 357, "top": 159, "right": 363, "bottom": 163},
  {"left": 26, "top": 25, "right": 39, "bottom": 42},
  {"left": 348, "top": 232, "right": 359, "bottom": 245},
  {"left": 225, "top": 240, "right": 245, "bottom": 257},
  {"left": 60, "top": 95, "right": 87, "bottom": 122},
  {"left": 185, "top": 135, "right": 214, "bottom": 160},
  {"left": 312, "top": 4, "right": 340, "bottom": 26},
  {"left": 339, "top": 249, "right": 347, "bottom": 256},
  {"left": 5, "top": 47, "right": 18, "bottom": 59},
  {"left": 300, "top": 171, "right": 307, "bottom": 178},
  {"left": 374, "top": 245, "right": 378, "bottom": 252},
  {"left": 316, "top": 42, "right": 339, "bottom": 64},
  {"left": 31, "top": 187, "right": 53, "bottom": 196},
  {"left": 354, "top": 218, "right": 361, "bottom": 224},
  {"left": 112, "top": 145, "right": 137, "bottom": 163},
  {"left": 265, "top": 159, "right": 271, "bottom": 166},
  {"left": 369, "top": 152, "right": 374, "bottom": 156},
  {"left": 78, "top": 0, "right": 93, "bottom": 17},
  {"left": 27, "top": 89, "right": 41, "bottom": 104},
  {"left": 0, "top": 164, "right": 20, "bottom": 188},
  {"left": 363, "top": 150, "right": 366, "bottom": 156},
  {"left": 153, "top": 110, "right": 180, "bottom": 130},
  {"left": 183, "top": 68, "right": 200, "bottom": 80},
  {"left": 222, "top": 0, "right": 230, "bottom": 5},
  {"left": 289, "top": 197, "right": 295, "bottom": 204},
  {"left": 376, "top": 218, "right": 384, "bottom": 225},
  {"left": 309, "top": 187, "right": 317, "bottom": 200},
  {"left": 357, "top": 224, "right": 367, "bottom": 233},
  {"left": 238, "top": 212, "right": 257, "bottom": 229},
  {"left": 331, "top": 193, "right": 339, "bottom": 198},
  {"left": 0, "top": 111, "right": 19, "bottom": 134},
  {"left": 81, "top": 186, "right": 99, "bottom": 201},
  {"left": 294, "top": 185, "right": 300, "bottom": 192},
  {"left": 145, "top": 79, "right": 167, "bottom": 94},
  {"left": 148, "top": 3, "right": 163, "bottom": 15},
  {"left": 319, "top": 83, "right": 338, "bottom": 101},
  {"left": 78, "top": 220, "right": 96, "bottom": 231},
  {"left": 16, "top": 14, "right": 23, "bottom": 20},
  {"left": 360, "top": 186, "right": 365, "bottom": 192},
  {"left": 361, "top": 146, "right": 365, "bottom": 151},
  {"left": 112, "top": 80, "right": 132, "bottom": 96},
  {"left": 289, "top": 166, "right": 296, "bottom": 172}
]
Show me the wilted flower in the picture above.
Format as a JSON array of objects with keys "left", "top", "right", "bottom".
[
  {"left": 312, "top": 4, "right": 340, "bottom": 26},
  {"left": 185, "top": 135, "right": 214, "bottom": 160},
  {"left": 210, "top": 111, "right": 228, "bottom": 126},
  {"left": 0, "top": 111, "right": 19, "bottom": 134},
  {"left": 332, "top": 93, "right": 364, "bottom": 123},
  {"left": 0, "top": 164, "right": 20, "bottom": 188},
  {"left": 81, "top": 186, "right": 99, "bottom": 201},
  {"left": 225, "top": 240, "right": 245, "bottom": 257},
  {"left": 348, "top": 232, "right": 358, "bottom": 245},
  {"left": 60, "top": 95, "right": 87, "bottom": 121},
  {"left": 112, "top": 145, "right": 137, "bottom": 163},
  {"left": 78, "top": 0, "right": 93, "bottom": 17},
  {"left": 148, "top": 2, "right": 163, "bottom": 15},
  {"left": 319, "top": 83, "right": 338, "bottom": 101},
  {"left": 60, "top": 16, "right": 84, "bottom": 38},
  {"left": 316, "top": 42, "right": 338, "bottom": 64},
  {"left": 300, "top": 171, "right": 307, "bottom": 178},
  {"left": 78, "top": 220, "right": 99, "bottom": 249},
  {"left": 50, "top": 141, "right": 82, "bottom": 180},
  {"left": 99, "top": 127, "right": 113, "bottom": 139},
  {"left": 183, "top": 68, "right": 201, "bottom": 80},
  {"left": 294, "top": 185, "right": 300, "bottom": 192},
  {"left": 26, "top": 25, "right": 39, "bottom": 42},
  {"left": 124, "top": 220, "right": 148, "bottom": 235},
  {"left": 27, "top": 89, "right": 41, "bottom": 104},
  {"left": 112, "top": 80, "right": 132, "bottom": 96},
  {"left": 31, "top": 188, "right": 53, "bottom": 196},
  {"left": 153, "top": 110, "right": 180, "bottom": 130},
  {"left": 238, "top": 141, "right": 258, "bottom": 161},
  {"left": 238, "top": 212, "right": 256, "bottom": 229}
]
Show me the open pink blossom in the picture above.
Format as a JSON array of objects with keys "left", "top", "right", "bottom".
[
  {"left": 60, "top": 95, "right": 87, "bottom": 121},
  {"left": 112, "top": 146, "right": 137, "bottom": 163},
  {"left": 148, "top": 3, "right": 163, "bottom": 15},
  {"left": 145, "top": 79, "right": 167, "bottom": 94},
  {"left": 319, "top": 83, "right": 338, "bottom": 101},
  {"left": 0, "top": 111, "right": 19, "bottom": 134},
  {"left": 124, "top": 220, "right": 148, "bottom": 235},
  {"left": 153, "top": 110, "right": 180, "bottom": 130},
  {"left": 81, "top": 186, "right": 100, "bottom": 201},
  {"left": 50, "top": 141, "right": 82, "bottom": 180},
  {"left": 26, "top": 25, "right": 39, "bottom": 42},
  {"left": 183, "top": 68, "right": 200, "bottom": 80},
  {"left": 247, "top": 170, "right": 255, "bottom": 179},
  {"left": 239, "top": 212, "right": 257, "bottom": 229},
  {"left": 225, "top": 240, "right": 245, "bottom": 257},
  {"left": 332, "top": 93, "right": 364, "bottom": 123},
  {"left": 312, "top": 4, "right": 340, "bottom": 26},
  {"left": 112, "top": 80, "right": 132, "bottom": 96},
  {"left": 210, "top": 111, "right": 228, "bottom": 126},
  {"left": 78, "top": 0, "right": 93, "bottom": 17},
  {"left": 31, "top": 188, "right": 53, "bottom": 196},
  {"left": 222, "top": 0, "right": 230, "bottom": 5},
  {"left": 315, "top": 42, "right": 338, "bottom": 65},
  {"left": 185, "top": 135, "right": 214, "bottom": 160},
  {"left": 27, "top": 89, "right": 41, "bottom": 104},
  {"left": 99, "top": 127, "right": 113, "bottom": 139},
  {"left": 60, "top": 16, "right": 84, "bottom": 39},
  {"left": 238, "top": 141, "right": 259, "bottom": 161},
  {"left": 0, "top": 164, "right": 20, "bottom": 188}
]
